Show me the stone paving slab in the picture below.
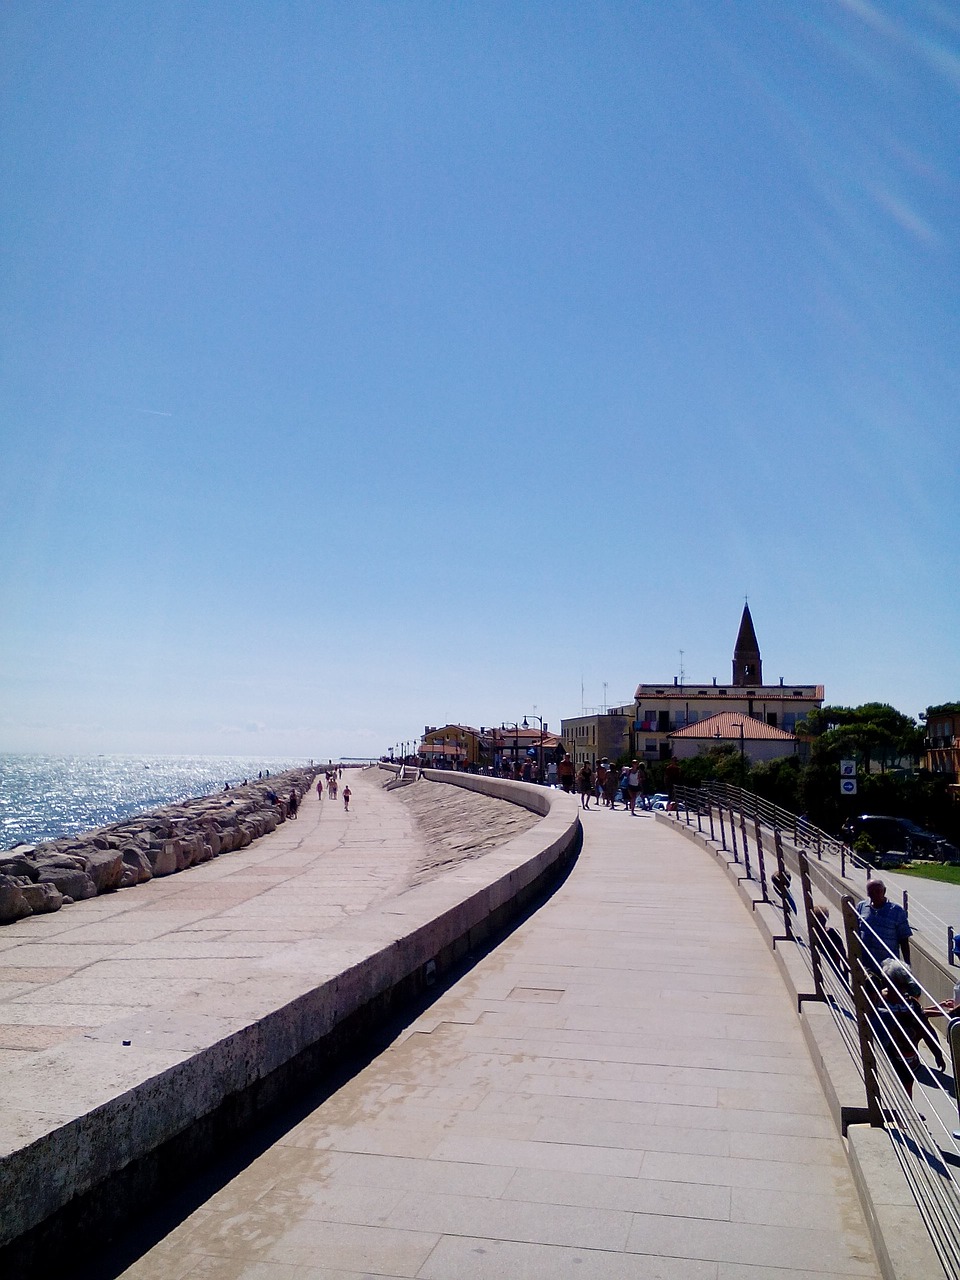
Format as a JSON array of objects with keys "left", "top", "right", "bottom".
[{"left": 118, "top": 807, "right": 882, "bottom": 1279}]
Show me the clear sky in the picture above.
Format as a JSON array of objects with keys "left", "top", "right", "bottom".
[{"left": 1, "top": 1, "right": 958, "bottom": 759}]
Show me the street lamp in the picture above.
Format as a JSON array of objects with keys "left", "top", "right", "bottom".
[
  {"left": 501, "top": 723, "right": 520, "bottom": 776},
  {"left": 523, "top": 714, "right": 545, "bottom": 784},
  {"left": 731, "top": 722, "right": 745, "bottom": 776}
]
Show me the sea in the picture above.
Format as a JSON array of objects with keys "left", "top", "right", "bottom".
[{"left": 0, "top": 754, "right": 310, "bottom": 849}]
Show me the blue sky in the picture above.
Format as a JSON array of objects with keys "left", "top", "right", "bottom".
[{"left": 1, "top": 1, "right": 957, "bottom": 758}]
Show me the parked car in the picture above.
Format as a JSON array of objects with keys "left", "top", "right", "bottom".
[
  {"left": 839, "top": 814, "right": 956, "bottom": 862},
  {"left": 650, "top": 793, "right": 671, "bottom": 810}
]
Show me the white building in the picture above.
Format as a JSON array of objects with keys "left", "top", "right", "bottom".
[{"left": 632, "top": 605, "right": 824, "bottom": 761}]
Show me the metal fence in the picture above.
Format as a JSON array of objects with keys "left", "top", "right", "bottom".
[
  {"left": 671, "top": 784, "right": 960, "bottom": 1277},
  {"left": 675, "top": 782, "right": 955, "bottom": 968}
]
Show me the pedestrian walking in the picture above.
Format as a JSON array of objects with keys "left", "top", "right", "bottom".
[
  {"left": 578, "top": 762, "right": 594, "bottom": 810},
  {"left": 343, "top": 785, "right": 351, "bottom": 812}
]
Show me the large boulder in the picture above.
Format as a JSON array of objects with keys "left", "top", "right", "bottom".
[
  {"left": 0, "top": 856, "right": 40, "bottom": 881},
  {"left": 121, "top": 847, "right": 153, "bottom": 884},
  {"left": 82, "top": 848, "right": 124, "bottom": 893},
  {"left": 146, "top": 844, "right": 178, "bottom": 877},
  {"left": 20, "top": 881, "right": 62, "bottom": 914},
  {"left": 37, "top": 867, "right": 96, "bottom": 900},
  {"left": 0, "top": 876, "right": 32, "bottom": 924}
]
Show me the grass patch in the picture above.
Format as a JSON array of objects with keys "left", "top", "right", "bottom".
[{"left": 897, "top": 863, "right": 960, "bottom": 886}]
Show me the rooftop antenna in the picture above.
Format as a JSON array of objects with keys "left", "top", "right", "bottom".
[
  {"left": 679, "top": 649, "right": 685, "bottom": 688},
  {"left": 602, "top": 681, "right": 608, "bottom": 712},
  {"left": 580, "top": 673, "right": 585, "bottom": 715}
]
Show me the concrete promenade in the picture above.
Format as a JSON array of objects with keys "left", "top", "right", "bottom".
[
  {"left": 0, "top": 767, "right": 579, "bottom": 1273},
  {"left": 0, "top": 774, "right": 422, "bottom": 1070},
  {"left": 118, "top": 801, "right": 882, "bottom": 1280}
]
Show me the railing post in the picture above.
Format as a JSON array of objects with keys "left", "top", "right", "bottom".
[
  {"left": 950, "top": 926, "right": 956, "bottom": 968},
  {"left": 740, "top": 809, "right": 752, "bottom": 881},
  {"left": 696, "top": 793, "right": 703, "bottom": 834},
  {"left": 841, "top": 897, "right": 884, "bottom": 1128},
  {"left": 718, "top": 804, "right": 727, "bottom": 852},
  {"left": 728, "top": 806, "right": 739, "bottom": 862},
  {"left": 798, "top": 850, "right": 824, "bottom": 1000},
  {"left": 707, "top": 800, "right": 715, "bottom": 842},
  {"left": 902, "top": 889, "right": 908, "bottom": 917},
  {"left": 773, "top": 828, "right": 793, "bottom": 940},
  {"left": 753, "top": 817, "right": 769, "bottom": 901}
]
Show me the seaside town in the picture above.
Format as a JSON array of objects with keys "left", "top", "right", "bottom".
[
  {"left": 3, "top": 5, "right": 959, "bottom": 1277},
  {"left": 388, "top": 603, "right": 960, "bottom": 860}
]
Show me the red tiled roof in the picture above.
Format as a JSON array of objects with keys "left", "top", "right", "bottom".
[{"left": 669, "top": 712, "right": 797, "bottom": 741}]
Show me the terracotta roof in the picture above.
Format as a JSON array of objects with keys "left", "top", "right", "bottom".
[{"left": 669, "top": 712, "right": 797, "bottom": 741}]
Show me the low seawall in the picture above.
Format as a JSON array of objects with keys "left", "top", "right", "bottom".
[
  {"left": 0, "top": 768, "right": 318, "bottom": 925},
  {"left": 1, "top": 768, "right": 581, "bottom": 1277}
]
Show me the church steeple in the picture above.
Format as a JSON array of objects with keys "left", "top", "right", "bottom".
[{"left": 732, "top": 603, "right": 762, "bottom": 686}]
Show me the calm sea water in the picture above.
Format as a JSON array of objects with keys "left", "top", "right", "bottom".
[{"left": 0, "top": 754, "right": 309, "bottom": 849}]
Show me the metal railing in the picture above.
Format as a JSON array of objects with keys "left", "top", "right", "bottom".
[
  {"left": 675, "top": 783, "right": 954, "bottom": 967},
  {"left": 668, "top": 785, "right": 960, "bottom": 1276}
]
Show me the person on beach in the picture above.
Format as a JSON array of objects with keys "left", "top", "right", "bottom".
[
  {"left": 316, "top": 777, "right": 323, "bottom": 800},
  {"left": 342, "top": 785, "right": 351, "bottom": 812},
  {"left": 287, "top": 789, "right": 299, "bottom": 819}
]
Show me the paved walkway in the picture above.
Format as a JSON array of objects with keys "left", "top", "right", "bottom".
[
  {"left": 118, "top": 804, "right": 881, "bottom": 1279},
  {"left": 0, "top": 773, "right": 422, "bottom": 1069}
]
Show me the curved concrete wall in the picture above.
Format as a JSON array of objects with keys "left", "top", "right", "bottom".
[{"left": 1, "top": 770, "right": 581, "bottom": 1274}]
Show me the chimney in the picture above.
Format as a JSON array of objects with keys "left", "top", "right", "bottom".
[{"left": 712, "top": 677, "right": 717, "bottom": 686}]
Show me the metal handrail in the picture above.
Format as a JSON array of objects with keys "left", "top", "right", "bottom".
[
  {"left": 667, "top": 786, "right": 960, "bottom": 1274},
  {"left": 676, "top": 784, "right": 954, "bottom": 964}
]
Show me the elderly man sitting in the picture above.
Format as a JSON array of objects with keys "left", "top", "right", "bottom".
[{"left": 855, "top": 878, "right": 912, "bottom": 974}]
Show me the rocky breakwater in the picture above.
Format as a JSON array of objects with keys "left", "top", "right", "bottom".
[{"left": 0, "top": 766, "right": 318, "bottom": 924}]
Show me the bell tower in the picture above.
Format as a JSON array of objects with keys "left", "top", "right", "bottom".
[{"left": 732, "top": 603, "right": 762, "bottom": 686}]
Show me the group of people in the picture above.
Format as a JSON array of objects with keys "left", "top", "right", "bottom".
[
  {"left": 317, "top": 768, "right": 351, "bottom": 811},
  {"left": 555, "top": 755, "right": 680, "bottom": 815},
  {"left": 808, "top": 878, "right": 945, "bottom": 1099}
]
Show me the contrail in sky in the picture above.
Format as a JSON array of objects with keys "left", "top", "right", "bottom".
[{"left": 135, "top": 408, "right": 173, "bottom": 417}]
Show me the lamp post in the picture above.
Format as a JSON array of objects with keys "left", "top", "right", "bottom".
[
  {"left": 732, "top": 722, "right": 745, "bottom": 778},
  {"left": 523, "top": 714, "right": 545, "bottom": 784},
  {"left": 501, "top": 723, "right": 520, "bottom": 777}
]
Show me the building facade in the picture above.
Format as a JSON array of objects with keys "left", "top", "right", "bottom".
[
  {"left": 632, "top": 605, "right": 823, "bottom": 760},
  {"left": 559, "top": 706, "right": 633, "bottom": 768},
  {"left": 924, "top": 704, "right": 960, "bottom": 782}
]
